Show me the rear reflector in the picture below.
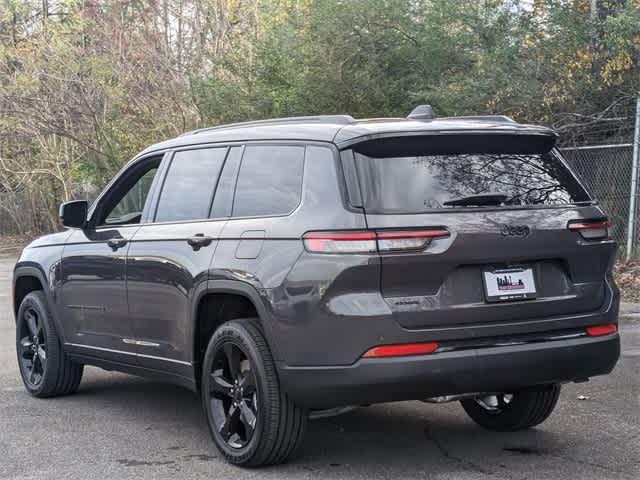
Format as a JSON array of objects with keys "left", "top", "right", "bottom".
[
  {"left": 568, "top": 220, "right": 610, "bottom": 240},
  {"left": 586, "top": 324, "right": 617, "bottom": 337},
  {"left": 303, "top": 229, "right": 449, "bottom": 253},
  {"left": 363, "top": 342, "right": 439, "bottom": 358}
]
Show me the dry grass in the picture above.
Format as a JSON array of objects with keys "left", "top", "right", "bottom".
[{"left": 614, "top": 261, "right": 640, "bottom": 302}]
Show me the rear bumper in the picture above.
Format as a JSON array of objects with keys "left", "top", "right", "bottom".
[{"left": 278, "top": 334, "right": 620, "bottom": 409}]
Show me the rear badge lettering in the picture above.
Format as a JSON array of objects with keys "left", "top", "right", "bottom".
[{"left": 500, "top": 225, "right": 530, "bottom": 237}]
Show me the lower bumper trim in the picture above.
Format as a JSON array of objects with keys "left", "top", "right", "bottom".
[{"left": 278, "top": 335, "right": 620, "bottom": 409}]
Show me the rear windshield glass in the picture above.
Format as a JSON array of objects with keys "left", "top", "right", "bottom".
[{"left": 354, "top": 151, "right": 591, "bottom": 213}]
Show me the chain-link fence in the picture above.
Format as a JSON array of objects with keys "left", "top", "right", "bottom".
[{"left": 561, "top": 144, "right": 634, "bottom": 251}]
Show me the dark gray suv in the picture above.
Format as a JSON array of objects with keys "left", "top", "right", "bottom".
[{"left": 12, "top": 106, "right": 620, "bottom": 466}]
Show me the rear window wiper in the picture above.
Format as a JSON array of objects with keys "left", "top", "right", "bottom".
[{"left": 443, "top": 193, "right": 510, "bottom": 207}]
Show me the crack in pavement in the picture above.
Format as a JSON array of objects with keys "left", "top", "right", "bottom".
[
  {"left": 424, "top": 424, "right": 638, "bottom": 479},
  {"left": 424, "top": 423, "right": 497, "bottom": 477},
  {"left": 116, "top": 459, "right": 176, "bottom": 467}
]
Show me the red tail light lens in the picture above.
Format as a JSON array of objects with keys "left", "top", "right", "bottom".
[
  {"left": 363, "top": 342, "right": 439, "bottom": 358},
  {"left": 568, "top": 219, "right": 610, "bottom": 240},
  {"left": 302, "top": 231, "right": 377, "bottom": 253},
  {"left": 586, "top": 324, "right": 617, "bottom": 337},
  {"left": 303, "top": 229, "right": 449, "bottom": 253}
]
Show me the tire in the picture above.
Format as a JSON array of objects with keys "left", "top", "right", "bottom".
[
  {"left": 460, "top": 385, "right": 561, "bottom": 432},
  {"left": 16, "top": 291, "right": 84, "bottom": 398},
  {"left": 201, "top": 318, "right": 307, "bottom": 467}
]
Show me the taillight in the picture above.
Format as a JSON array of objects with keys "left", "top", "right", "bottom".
[
  {"left": 376, "top": 229, "right": 450, "bottom": 252},
  {"left": 586, "top": 324, "right": 617, "bottom": 337},
  {"left": 363, "top": 342, "right": 439, "bottom": 358},
  {"left": 303, "top": 229, "right": 449, "bottom": 253},
  {"left": 302, "top": 231, "right": 377, "bottom": 253},
  {"left": 568, "top": 219, "right": 610, "bottom": 240}
]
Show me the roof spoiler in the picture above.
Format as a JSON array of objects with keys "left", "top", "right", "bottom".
[{"left": 348, "top": 131, "right": 558, "bottom": 157}]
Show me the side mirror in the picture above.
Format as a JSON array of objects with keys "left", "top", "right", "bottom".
[{"left": 59, "top": 200, "right": 88, "bottom": 229}]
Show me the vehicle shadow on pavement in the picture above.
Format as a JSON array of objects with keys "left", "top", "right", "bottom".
[
  {"left": 64, "top": 371, "right": 574, "bottom": 477},
  {"left": 300, "top": 403, "right": 564, "bottom": 475}
]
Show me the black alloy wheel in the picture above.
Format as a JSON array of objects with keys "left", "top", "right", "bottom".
[
  {"left": 473, "top": 393, "right": 515, "bottom": 413},
  {"left": 461, "top": 385, "right": 561, "bottom": 431},
  {"left": 201, "top": 318, "right": 307, "bottom": 466},
  {"left": 16, "top": 291, "right": 84, "bottom": 398},
  {"left": 18, "top": 306, "right": 47, "bottom": 387},
  {"left": 209, "top": 342, "right": 258, "bottom": 449}
]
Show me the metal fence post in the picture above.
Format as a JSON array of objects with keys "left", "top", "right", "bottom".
[{"left": 626, "top": 95, "right": 640, "bottom": 261}]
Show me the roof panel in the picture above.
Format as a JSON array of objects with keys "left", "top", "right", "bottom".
[{"left": 138, "top": 116, "right": 557, "bottom": 157}]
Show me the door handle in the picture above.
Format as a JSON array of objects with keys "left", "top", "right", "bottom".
[
  {"left": 187, "top": 234, "right": 213, "bottom": 251},
  {"left": 107, "top": 238, "right": 128, "bottom": 251}
]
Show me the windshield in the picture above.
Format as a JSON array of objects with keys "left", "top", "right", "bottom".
[{"left": 354, "top": 150, "right": 591, "bottom": 214}]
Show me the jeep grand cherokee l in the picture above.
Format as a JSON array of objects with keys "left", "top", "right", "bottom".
[{"left": 13, "top": 106, "right": 620, "bottom": 466}]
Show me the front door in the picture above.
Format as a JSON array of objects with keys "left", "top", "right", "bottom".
[{"left": 59, "top": 155, "right": 164, "bottom": 361}]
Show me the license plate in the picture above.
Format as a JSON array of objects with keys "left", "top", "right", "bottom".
[{"left": 483, "top": 267, "right": 536, "bottom": 302}]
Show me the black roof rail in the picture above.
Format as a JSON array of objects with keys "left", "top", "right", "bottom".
[
  {"left": 181, "top": 114, "right": 356, "bottom": 136},
  {"left": 437, "top": 114, "right": 516, "bottom": 123}
]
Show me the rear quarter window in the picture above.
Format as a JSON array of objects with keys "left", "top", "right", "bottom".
[
  {"left": 354, "top": 150, "right": 590, "bottom": 213},
  {"left": 232, "top": 145, "right": 305, "bottom": 217}
]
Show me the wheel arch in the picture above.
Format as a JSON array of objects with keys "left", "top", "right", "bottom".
[
  {"left": 190, "top": 280, "right": 280, "bottom": 387},
  {"left": 13, "top": 265, "right": 66, "bottom": 342}
]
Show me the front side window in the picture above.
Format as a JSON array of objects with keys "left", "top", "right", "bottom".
[
  {"left": 154, "top": 147, "right": 227, "bottom": 222},
  {"left": 233, "top": 145, "right": 304, "bottom": 217},
  {"left": 98, "top": 157, "right": 162, "bottom": 226}
]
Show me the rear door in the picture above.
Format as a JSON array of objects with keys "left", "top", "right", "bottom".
[
  {"left": 348, "top": 134, "right": 616, "bottom": 334},
  {"left": 211, "top": 144, "right": 307, "bottom": 285}
]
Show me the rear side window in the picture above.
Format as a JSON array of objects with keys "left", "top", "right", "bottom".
[
  {"left": 155, "top": 148, "right": 227, "bottom": 222},
  {"left": 233, "top": 145, "right": 304, "bottom": 217},
  {"left": 354, "top": 150, "right": 590, "bottom": 214}
]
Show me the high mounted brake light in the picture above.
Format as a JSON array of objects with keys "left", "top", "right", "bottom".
[
  {"left": 568, "top": 219, "right": 610, "bottom": 240},
  {"left": 302, "top": 229, "right": 450, "bottom": 254}
]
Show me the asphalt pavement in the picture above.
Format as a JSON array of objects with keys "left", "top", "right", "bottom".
[{"left": 0, "top": 251, "right": 638, "bottom": 479}]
